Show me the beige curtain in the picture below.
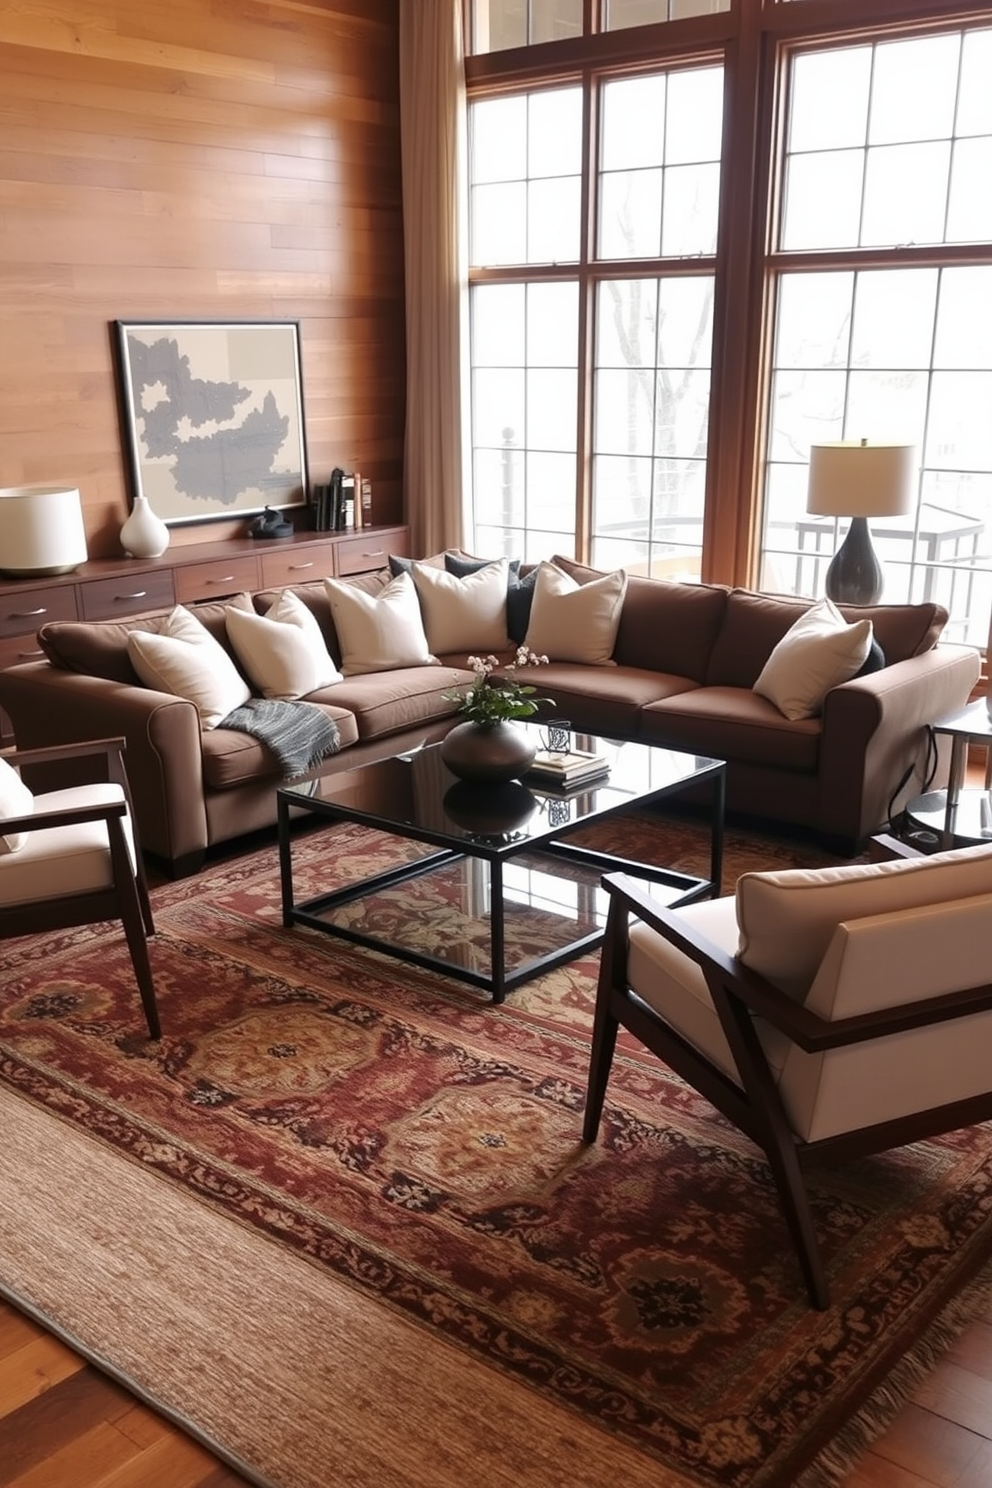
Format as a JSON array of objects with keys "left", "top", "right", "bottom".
[{"left": 399, "top": 0, "right": 467, "bottom": 557}]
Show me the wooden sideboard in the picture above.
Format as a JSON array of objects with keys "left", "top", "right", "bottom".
[{"left": 0, "top": 524, "right": 410, "bottom": 743}]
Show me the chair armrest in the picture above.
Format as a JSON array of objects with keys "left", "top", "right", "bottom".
[
  {"left": 1, "top": 795, "right": 128, "bottom": 836},
  {"left": 1, "top": 736, "right": 127, "bottom": 773},
  {"left": 602, "top": 870, "right": 992, "bottom": 1054}
]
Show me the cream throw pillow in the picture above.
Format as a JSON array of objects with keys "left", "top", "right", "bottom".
[
  {"left": 752, "top": 598, "right": 873, "bottom": 721},
  {"left": 523, "top": 561, "right": 628, "bottom": 665},
  {"left": 127, "top": 605, "right": 251, "bottom": 729},
  {"left": 411, "top": 557, "right": 510, "bottom": 655},
  {"left": 0, "top": 756, "right": 34, "bottom": 854},
  {"left": 225, "top": 590, "right": 342, "bottom": 700},
  {"left": 323, "top": 571, "right": 435, "bottom": 675}
]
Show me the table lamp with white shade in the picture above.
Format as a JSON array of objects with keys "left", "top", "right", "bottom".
[
  {"left": 0, "top": 485, "right": 89, "bottom": 577},
  {"left": 806, "top": 440, "right": 916, "bottom": 606}
]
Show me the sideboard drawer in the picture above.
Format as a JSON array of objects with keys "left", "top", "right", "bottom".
[
  {"left": 0, "top": 630, "right": 49, "bottom": 669},
  {"left": 174, "top": 555, "right": 259, "bottom": 604},
  {"left": 334, "top": 532, "right": 404, "bottom": 576},
  {"left": 0, "top": 582, "right": 78, "bottom": 638},
  {"left": 260, "top": 542, "right": 337, "bottom": 589},
  {"left": 80, "top": 569, "right": 177, "bottom": 621}
]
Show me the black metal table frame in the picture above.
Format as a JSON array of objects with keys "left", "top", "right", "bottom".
[{"left": 277, "top": 759, "right": 725, "bottom": 1005}]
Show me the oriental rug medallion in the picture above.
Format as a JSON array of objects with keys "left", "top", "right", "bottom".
[{"left": 1, "top": 813, "right": 991, "bottom": 1488}]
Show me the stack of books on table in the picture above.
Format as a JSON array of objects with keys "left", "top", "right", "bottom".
[{"left": 526, "top": 748, "right": 611, "bottom": 790}]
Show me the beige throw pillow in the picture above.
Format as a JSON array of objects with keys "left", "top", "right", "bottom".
[
  {"left": 411, "top": 557, "right": 510, "bottom": 655},
  {"left": 127, "top": 605, "right": 251, "bottom": 729},
  {"left": 0, "top": 756, "right": 34, "bottom": 854},
  {"left": 523, "top": 561, "right": 628, "bottom": 665},
  {"left": 323, "top": 571, "right": 435, "bottom": 675},
  {"left": 752, "top": 598, "right": 873, "bottom": 721},
  {"left": 225, "top": 589, "right": 342, "bottom": 700}
]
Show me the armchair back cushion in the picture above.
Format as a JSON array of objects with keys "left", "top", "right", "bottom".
[{"left": 735, "top": 842, "right": 992, "bottom": 1000}]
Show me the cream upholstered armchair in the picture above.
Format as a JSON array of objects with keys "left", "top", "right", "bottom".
[
  {"left": 583, "top": 842, "right": 992, "bottom": 1308},
  {"left": 0, "top": 737, "right": 160, "bottom": 1039}
]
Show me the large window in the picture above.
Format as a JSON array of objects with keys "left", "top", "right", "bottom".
[
  {"left": 467, "top": 62, "right": 721, "bottom": 576},
  {"left": 465, "top": 2, "right": 992, "bottom": 654},
  {"left": 762, "top": 28, "right": 992, "bottom": 645}
]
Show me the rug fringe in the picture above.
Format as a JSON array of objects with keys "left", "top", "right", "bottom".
[{"left": 794, "top": 1264, "right": 992, "bottom": 1488}]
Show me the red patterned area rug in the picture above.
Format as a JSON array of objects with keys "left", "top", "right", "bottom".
[{"left": 1, "top": 812, "right": 991, "bottom": 1488}]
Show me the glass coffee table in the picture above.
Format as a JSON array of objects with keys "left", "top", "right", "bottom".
[{"left": 276, "top": 725, "right": 724, "bottom": 1004}]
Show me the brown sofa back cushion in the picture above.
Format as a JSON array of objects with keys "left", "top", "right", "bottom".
[
  {"left": 37, "top": 593, "right": 254, "bottom": 685},
  {"left": 252, "top": 569, "right": 387, "bottom": 665},
  {"left": 706, "top": 589, "right": 948, "bottom": 688},
  {"left": 550, "top": 555, "right": 729, "bottom": 682}
]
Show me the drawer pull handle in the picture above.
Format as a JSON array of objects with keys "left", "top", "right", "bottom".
[
  {"left": 362, "top": 550, "right": 385, "bottom": 558},
  {"left": 13, "top": 607, "right": 48, "bottom": 618},
  {"left": 289, "top": 562, "right": 315, "bottom": 571},
  {"left": 207, "top": 575, "right": 236, "bottom": 584},
  {"left": 117, "top": 591, "right": 148, "bottom": 601},
  {"left": 19, "top": 648, "right": 44, "bottom": 659}
]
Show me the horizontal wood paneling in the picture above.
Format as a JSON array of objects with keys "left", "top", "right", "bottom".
[{"left": 0, "top": 0, "right": 405, "bottom": 557}]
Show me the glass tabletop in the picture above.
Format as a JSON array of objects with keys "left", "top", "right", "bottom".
[{"left": 279, "top": 724, "right": 722, "bottom": 858}]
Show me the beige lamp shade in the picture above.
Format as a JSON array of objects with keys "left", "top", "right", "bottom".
[
  {"left": 0, "top": 485, "right": 89, "bottom": 577},
  {"left": 805, "top": 442, "right": 916, "bottom": 606},
  {"left": 806, "top": 441, "right": 916, "bottom": 519}
]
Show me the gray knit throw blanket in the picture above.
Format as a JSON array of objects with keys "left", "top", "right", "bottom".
[{"left": 219, "top": 698, "right": 341, "bottom": 778}]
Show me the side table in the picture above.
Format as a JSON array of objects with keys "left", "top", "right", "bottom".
[{"left": 904, "top": 698, "right": 992, "bottom": 849}]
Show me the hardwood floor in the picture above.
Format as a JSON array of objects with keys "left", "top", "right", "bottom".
[{"left": 2, "top": 1288, "right": 992, "bottom": 1486}]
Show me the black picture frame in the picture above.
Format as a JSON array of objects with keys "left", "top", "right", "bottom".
[{"left": 114, "top": 319, "right": 309, "bottom": 527}]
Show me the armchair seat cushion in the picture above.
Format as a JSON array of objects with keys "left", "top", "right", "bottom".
[
  {"left": 0, "top": 783, "right": 133, "bottom": 904},
  {"left": 627, "top": 897, "right": 792, "bottom": 1084}
]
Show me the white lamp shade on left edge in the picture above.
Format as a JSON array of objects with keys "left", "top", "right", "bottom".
[{"left": 0, "top": 485, "right": 89, "bottom": 577}]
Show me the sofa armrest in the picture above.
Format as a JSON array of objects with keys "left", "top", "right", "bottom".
[
  {"left": 0, "top": 662, "right": 209, "bottom": 868},
  {"left": 818, "top": 643, "right": 981, "bottom": 849}
]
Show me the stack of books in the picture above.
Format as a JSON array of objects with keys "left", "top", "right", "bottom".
[{"left": 526, "top": 748, "right": 610, "bottom": 789}]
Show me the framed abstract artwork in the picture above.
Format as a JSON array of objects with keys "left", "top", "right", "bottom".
[{"left": 114, "top": 319, "right": 309, "bottom": 527}]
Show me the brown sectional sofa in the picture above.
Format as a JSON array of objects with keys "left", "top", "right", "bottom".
[{"left": 0, "top": 556, "right": 979, "bottom": 875}]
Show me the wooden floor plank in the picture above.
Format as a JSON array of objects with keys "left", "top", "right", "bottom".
[
  {"left": 0, "top": 1334, "right": 82, "bottom": 1416},
  {"left": 0, "top": 1368, "right": 136, "bottom": 1487},
  {"left": 8, "top": 1421, "right": 142, "bottom": 1488}
]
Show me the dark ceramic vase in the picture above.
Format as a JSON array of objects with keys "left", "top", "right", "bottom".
[{"left": 439, "top": 720, "right": 537, "bottom": 785}]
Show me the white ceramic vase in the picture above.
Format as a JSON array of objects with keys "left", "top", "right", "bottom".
[{"left": 120, "top": 495, "right": 170, "bottom": 559}]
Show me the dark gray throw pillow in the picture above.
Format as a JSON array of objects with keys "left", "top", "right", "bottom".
[
  {"left": 443, "top": 552, "right": 521, "bottom": 581},
  {"left": 855, "top": 639, "right": 886, "bottom": 676},
  {"left": 506, "top": 566, "right": 539, "bottom": 644},
  {"left": 388, "top": 553, "right": 414, "bottom": 577}
]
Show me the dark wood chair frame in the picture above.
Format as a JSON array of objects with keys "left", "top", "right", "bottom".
[
  {"left": 0, "top": 737, "right": 160, "bottom": 1039},
  {"left": 584, "top": 862, "right": 992, "bottom": 1308}
]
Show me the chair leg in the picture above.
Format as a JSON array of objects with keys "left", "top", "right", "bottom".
[
  {"left": 109, "top": 820, "right": 161, "bottom": 1039},
  {"left": 715, "top": 987, "right": 830, "bottom": 1308},
  {"left": 583, "top": 900, "right": 624, "bottom": 1142}
]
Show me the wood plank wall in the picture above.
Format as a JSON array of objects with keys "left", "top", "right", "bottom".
[{"left": 0, "top": 0, "right": 405, "bottom": 558}]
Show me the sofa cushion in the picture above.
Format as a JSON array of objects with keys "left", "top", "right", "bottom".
[
  {"left": 707, "top": 589, "right": 946, "bottom": 687},
  {"left": 736, "top": 842, "right": 992, "bottom": 1001},
  {"left": 225, "top": 590, "right": 342, "bottom": 700},
  {"left": 127, "top": 605, "right": 251, "bottom": 729},
  {"left": 411, "top": 557, "right": 510, "bottom": 655},
  {"left": 37, "top": 593, "right": 254, "bottom": 685},
  {"left": 323, "top": 571, "right": 435, "bottom": 675},
  {"left": 524, "top": 561, "right": 627, "bottom": 665},
  {"left": 752, "top": 598, "right": 873, "bottom": 721},
  {"left": 550, "top": 555, "right": 729, "bottom": 680},
  {"left": 505, "top": 663, "right": 698, "bottom": 739},
  {"left": 311, "top": 666, "right": 471, "bottom": 741},
  {"left": 0, "top": 756, "right": 33, "bottom": 854},
  {"left": 202, "top": 704, "right": 359, "bottom": 790},
  {"left": 640, "top": 686, "right": 821, "bottom": 771}
]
